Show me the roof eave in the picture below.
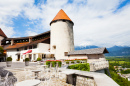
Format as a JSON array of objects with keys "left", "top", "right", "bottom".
[{"left": 50, "top": 19, "right": 74, "bottom": 26}]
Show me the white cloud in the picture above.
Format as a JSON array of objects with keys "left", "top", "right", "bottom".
[
  {"left": 25, "top": 30, "right": 38, "bottom": 36},
  {"left": 0, "top": 0, "right": 130, "bottom": 47},
  {"left": 0, "top": 0, "right": 34, "bottom": 37}
]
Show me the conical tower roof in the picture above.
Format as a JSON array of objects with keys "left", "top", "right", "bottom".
[
  {"left": 50, "top": 9, "right": 73, "bottom": 25},
  {"left": 0, "top": 28, "right": 7, "bottom": 38}
]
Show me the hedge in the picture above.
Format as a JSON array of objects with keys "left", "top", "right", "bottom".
[
  {"left": 68, "top": 63, "right": 90, "bottom": 71},
  {"left": 46, "top": 60, "right": 62, "bottom": 67}
]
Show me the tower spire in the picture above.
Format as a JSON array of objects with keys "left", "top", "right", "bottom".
[{"left": 50, "top": 9, "right": 73, "bottom": 25}]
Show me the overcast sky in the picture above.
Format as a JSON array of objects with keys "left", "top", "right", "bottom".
[{"left": 0, "top": 0, "right": 130, "bottom": 47}]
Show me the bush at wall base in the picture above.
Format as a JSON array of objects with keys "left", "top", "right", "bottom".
[
  {"left": 46, "top": 60, "right": 62, "bottom": 67},
  {"left": 68, "top": 63, "right": 90, "bottom": 71},
  {"left": 37, "top": 57, "right": 42, "bottom": 65},
  {"left": 25, "top": 58, "right": 30, "bottom": 66},
  {"left": 6, "top": 57, "right": 12, "bottom": 67}
]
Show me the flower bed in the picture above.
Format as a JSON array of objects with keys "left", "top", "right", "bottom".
[
  {"left": 65, "top": 58, "right": 87, "bottom": 64},
  {"left": 46, "top": 60, "right": 62, "bottom": 67},
  {"left": 68, "top": 63, "right": 90, "bottom": 71}
]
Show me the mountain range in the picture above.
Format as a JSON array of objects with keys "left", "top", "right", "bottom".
[{"left": 74, "top": 45, "right": 130, "bottom": 56}]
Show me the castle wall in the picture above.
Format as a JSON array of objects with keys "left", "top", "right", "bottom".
[
  {"left": 6, "top": 49, "right": 18, "bottom": 62},
  {"left": 37, "top": 43, "right": 50, "bottom": 53},
  {"left": 50, "top": 21, "right": 74, "bottom": 59},
  {"left": 68, "top": 55, "right": 88, "bottom": 59},
  {"left": 68, "top": 54, "right": 106, "bottom": 63},
  {"left": 87, "top": 54, "right": 106, "bottom": 63}
]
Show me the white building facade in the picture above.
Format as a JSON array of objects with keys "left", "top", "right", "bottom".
[{"left": 6, "top": 43, "right": 50, "bottom": 62}]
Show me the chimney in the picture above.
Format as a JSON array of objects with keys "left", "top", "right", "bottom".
[
  {"left": 29, "top": 37, "right": 32, "bottom": 43},
  {"left": 11, "top": 39, "right": 14, "bottom": 45}
]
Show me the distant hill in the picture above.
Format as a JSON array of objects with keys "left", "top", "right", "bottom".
[
  {"left": 74, "top": 45, "right": 130, "bottom": 56},
  {"left": 75, "top": 45, "right": 99, "bottom": 50}
]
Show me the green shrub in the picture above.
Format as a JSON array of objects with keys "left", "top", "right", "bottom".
[
  {"left": 58, "top": 61, "right": 62, "bottom": 67},
  {"left": 0, "top": 46, "right": 4, "bottom": 55},
  {"left": 68, "top": 63, "right": 90, "bottom": 71},
  {"left": 52, "top": 61, "right": 56, "bottom": 67},
  {"left": 6, "top": 57, "right": 12, "bottom": 61},
  {"left": 66, "top": 61, "right": 69, "bottom": 64},
  {"left": 46, "top": 61, "right": 51, "bottom": 67},
  {"left": 121, "top": 69, "right": 130, "bottom": 74},
  {"left": 77, "top": 60, "right": 80, "bottom": 63},
  {"left": 46, "top": 60, "right": 62, "bottom": 67},
  {"left": 37, "top": 57, "right": 41, "bottom": 61},
  {"left": 71, "top": 61, "right": 74, "bottom": 64},
  {"left": 56, "top": 61, "right": 62, "bottom": 67},
  {"left": 82, "top": 59, "right": 87, "bottom": 63},
  {"left": 25, "top": 58, "right": 30, "bottom": 61}
]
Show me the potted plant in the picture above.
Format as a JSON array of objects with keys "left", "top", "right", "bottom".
[
  {"left": 66, "top": 61, "right": 69, "bottom": 64},
  {"left": 71, "top": 61, "right": 74, "bottom": 64},
  {"left": 37, "top": 57, "right": 42, "bottom": 65},
  {"left": 25, "top": 58, "right": 30, "bottom": 66},
  {"left": 6, "top": 57, "right": 12, "bottom": 67},
  {"left": 77, "top": 60, "right": 80, "bottom": 63}
]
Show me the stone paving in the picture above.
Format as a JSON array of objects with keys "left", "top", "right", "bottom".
[
  {"left": 0, "top": 62, "right": 38, "bottom": 69},
  {"left": 7, "top": 66, "right": 73, "bottom": 86}
]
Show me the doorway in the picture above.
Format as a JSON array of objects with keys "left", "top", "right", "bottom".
[
  {"left": 18, "top": 55, "right": 20, "bottom": 61},
  {"left": 42, "top": 54, "right": 46, "bottom": 59},
  {"left": 29, "top": 54, "right": 32, "bottom": 61}
]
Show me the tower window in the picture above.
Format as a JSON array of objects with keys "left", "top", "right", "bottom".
[
  {"left": 64, "top": 52, "right": 68, "bottom": 56},
  {"left": 53, "top": 45, "right": 56, "bottom": 49}
]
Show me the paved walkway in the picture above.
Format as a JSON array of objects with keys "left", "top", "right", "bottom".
[{"left": 0, "top": 62, "right": 38, "bottom": 69}]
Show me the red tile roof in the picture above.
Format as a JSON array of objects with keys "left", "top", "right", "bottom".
[
  {"left": 5, "top": 37, "right": 50, "bottom": 50},
  {"left": 0, "top": 28, "right": 7, "bottom": 38},
  {"left": 51, "top": 9, "right": 73, "bottom": 23},
  {"left": 5, "top": 42, "right": 29, "bottom": 50}
]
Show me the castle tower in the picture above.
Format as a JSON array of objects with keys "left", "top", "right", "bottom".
[
  {"left": 0, "top": 28, "right": 7, "bottom": 46},
  {"left": 50, "top": 9, "right": 74, "bottom": 59}
]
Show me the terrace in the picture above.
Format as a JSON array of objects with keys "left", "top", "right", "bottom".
[{"left": 0, "top": 61, "right": 118, "bottom": 86}]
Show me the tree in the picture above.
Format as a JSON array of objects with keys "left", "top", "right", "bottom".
[{"left": 0, "top": 46, "right": 4, "bottom": 55}]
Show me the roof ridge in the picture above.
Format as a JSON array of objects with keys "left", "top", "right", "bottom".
[
  {"left": 0, "top": 28, "right": 7, "bottom": 38},
  {"left": 75, "top": 47, "right": 106, "bottom": 51}
]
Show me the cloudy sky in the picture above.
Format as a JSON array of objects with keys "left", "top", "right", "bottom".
[{"left": 0, "top": 0, "right": 130, "bottom": 47}]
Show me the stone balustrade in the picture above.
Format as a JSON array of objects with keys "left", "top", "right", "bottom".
[
  {"left": 90, "top": 61, "right": 109, "bottom": 71},
  {"left": 76, "top": 76, "right": 96, "bottom": 86}
]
